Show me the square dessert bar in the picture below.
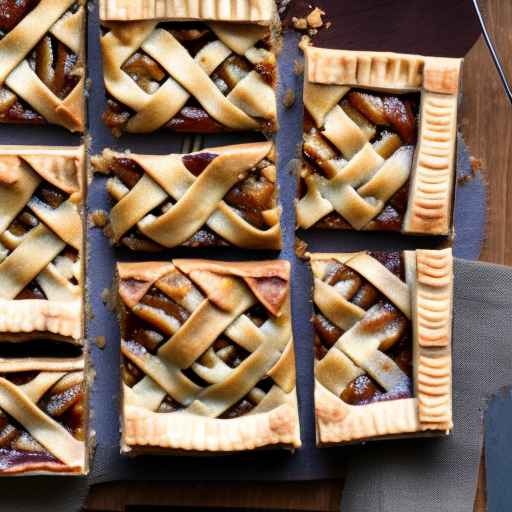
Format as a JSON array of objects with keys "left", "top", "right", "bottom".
[
  {"left": 297, "top": 48, "right": 462, "bottom": 236},
  {"left": 0, "top": 0, "right": 86, "bottom": 132},
  {"left": 311, "top": 249, "right": 453, "bottom": 444},
  {"left": 99, "top": 0, "right": 278, "bottom": 135},
  {"left": 93, "top": 141, "right": 282, "bottom": 250},
  {"left": 117, "top": 259, "right": 301, "bottom": 454},
  {"left": 0, "top": 146, "right": 88, "bottom": 475}
]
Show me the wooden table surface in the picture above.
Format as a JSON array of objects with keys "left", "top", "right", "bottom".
[{"left": 86, "top": 0, "right": 511, "bottom": 510}]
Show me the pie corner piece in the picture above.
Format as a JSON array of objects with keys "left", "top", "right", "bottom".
[
  {"left": 92, "top": 141, "right": 281, "bottom": 251},
  {"left": 0, "top": 145, "right": 88, "bottom": 475},
  {"left": 99, "top": 0, "right": 278, "bottom": 136},
  {"left": 117, "top": 258, "right": 301, "bottom": 454},
  {"left": 310, "top": 248, "right": 453, "bottom": 446},
  {"left": 0, "top": 0, "right": 87, "bottom": 132},
  {"left": 298, "top": 47, "right": 462, "bottom": 236}
]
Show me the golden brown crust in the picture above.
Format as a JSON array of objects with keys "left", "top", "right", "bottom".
[
  {"left": 100, "top": 0, "right": 276, "bottom": 23},
  {"left": 310, "top": 249, "right": 453, "bottom": 444},
  {"left": 301, "top": 48, "right": 461, "bottom": 236},
  {"left": 100, "top": 17, "right": 276, "bottom": 134},
  {"left": 118, "top": 258, "right": 301, "bottom": 453},
  {"left": 123, "top": 403, "right": 300, "bottom": 453},
  {"left": 0, "top": 0, "right": 86, "bottom": 132},
  {"left": 412, "top": 249, "right": 453, "bottom": 431},
  {"left": 0, "top": 145, "right": 88, "bottom": 476},
  {"left": 96, "top": 142, "right": 281, "bottom": 250},
  {"left": 0, "top": 146, "right": 85, "bottom": 342},
  {"left": 403, "top": 93, "right": 458, "bottom": 235}
]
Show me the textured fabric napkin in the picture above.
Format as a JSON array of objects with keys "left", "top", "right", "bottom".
[{"left": 341, "top": 258, "right": 512, "bottom": 512}]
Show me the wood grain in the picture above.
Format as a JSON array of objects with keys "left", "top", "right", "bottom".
[
  {"left": 88, "top": 0, "right": 512, "bottom": 509},
  {"left": 463, "top": 1, "right": 512, "bottom": 266}
]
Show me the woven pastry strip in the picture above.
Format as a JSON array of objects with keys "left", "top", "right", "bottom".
[
  {"left": 0, "top": 146, "right": 84, "bottom": 342},
  {"left": 298, "top": 48, "right": 462, "bottom": 235},
  {"left": 100, "top": 6, "right": 277, "bottom": 134},
  {"left": 0, "top": 0, "right": 86, "bottom": 132},
  {"left": 310, "top": 249, "right": 453, "bottom": 445},
  {"left": 118, "top": 259, "right": 301, "bottom": 453},
  {"left": 93, "top": 142, "right": 281, "bottom": 250}
]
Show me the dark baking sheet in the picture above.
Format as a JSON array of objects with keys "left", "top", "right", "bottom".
[{"left": 0, "top": 0, "right": 485, "bottom": 488}]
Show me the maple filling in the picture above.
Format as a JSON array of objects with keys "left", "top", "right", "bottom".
[
  {"left": 103, "top": 21, "right": 276, "bottom": 135},
  {"left": 0, "top": 341, "right": 85, "bottom": 471},
  {"left": 301, "top": 90, "right": 420, "bottom": 231},
  {"left": 314, "top": 251, "right": 413, "bottom": 405},
  {"left": 106, "top": 152, "right": 277, "bottom": 250},
  {"left": 121, "top": 276, "right": 275, "bottom": 418},
  {"left": 0, "top": 180, "right": 79, "bottom": 301},
  {"left": 0, "top": 1, "right": 81, "bottom": 124}
]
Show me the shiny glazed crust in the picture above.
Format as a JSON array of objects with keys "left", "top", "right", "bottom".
[
  {"left": 310, "top": 249, "right": 453, "bottom": 445},
  {"left": 0, "top": 145, "right": 85, "bottom": 343},
  {"left": 0, "top": 0, "right": 86, "bottom": 132},
  {"left": 100, "top": 0, "right": 275, "bottom": 23},
  {"left": 93, "top": 142, "right": 282, "bottom": 250},
  {"left": 300, "top": 48, "right": 462, "bottom": 236},
  {"left": 118, "top": 259, "right": 301, "bottom": 453}
]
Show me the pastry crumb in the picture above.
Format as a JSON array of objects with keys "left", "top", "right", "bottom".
[
  {"left": 95, "top": 336, "right": 106, "bottom": 350},
  {"left": 295, "top": 237, "right": 309, "bottom": 259},
  {"left": 298, "top": 35, "right": 312, "bottom": 51},
  {"left": 282, "top": 88, "right": 296, "bottom": 108},
  {"left": 287, "top": 158, "right": 302, "bottom": 176},
  {"left": 90, "top": 209, "right": 108, "bottom": 228},
  {"left": 101, "top": 288, "right": 116, "bottom": 312},
  {"left": 293, "top": 59, "right": 305, "bottom": 76},
  {"left": 458, "top": 156, "right": 482, "bottom": 185},
  {"left": 306, "top": 7, "right": 325, "bottom": 29},
  {"left": 292, "top": 16, "right": 308, "bottom": 30}
]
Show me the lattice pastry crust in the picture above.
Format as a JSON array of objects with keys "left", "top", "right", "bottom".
[
  {"left": 0, "top": 0, "right": 86, "bottom": 132},
  {"left": 298, "top": 48, "right": 462, "bottom": 236},
  {"left": 310, "top": 249, "right": 453, "bottom": 445},
  {"left": 0, "top": 146, "right": 85, "bottom": 343},
  {"left": 100, "top": 0, "right": 278, "bottom": 135},
  {"left": 0, "top": 355, "right": 88, "bottom": 475},
  {"left": 93, "top": 142, "right": 281, "bottom": 250},
  {"left": 117, "top": 259, "right": 301, "bottom": 453}
]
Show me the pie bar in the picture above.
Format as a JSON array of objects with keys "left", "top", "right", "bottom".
[
  {"left": 311, "top": 249, "right": 453, "bottom": 444},
  {"left": 117, "top": 259, "right": 301, "bottom": 453},
  {"left": 0, "top": 146, "right": 88, "bottom": 474},
  {"left": 93, "top": 141, "right": 281, "bottom": 250},
  {"left": 99, "top": 0, "right": 278, "bottom": 136},
  {"left": 297, "top": 48, "right": 462, "bottom": 235},
  {"left": 0, "top": 350, "right": 87, "bottom": 475},
  {"left": 0, "top": 0, "right": 86, "bottom": 132}
]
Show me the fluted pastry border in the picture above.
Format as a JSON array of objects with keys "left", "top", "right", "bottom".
[
  {"left": 118, "top": 259, "right": 301, "bottom": 454},
  {"left": 100, "top": 0, "right": 275, "bottom": 23},
  {"left": 311, "top": 249, "right": 453, "bottom": 445},
  {"left": 303, "top": 48, "right": 462, "bottom": 236}
]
